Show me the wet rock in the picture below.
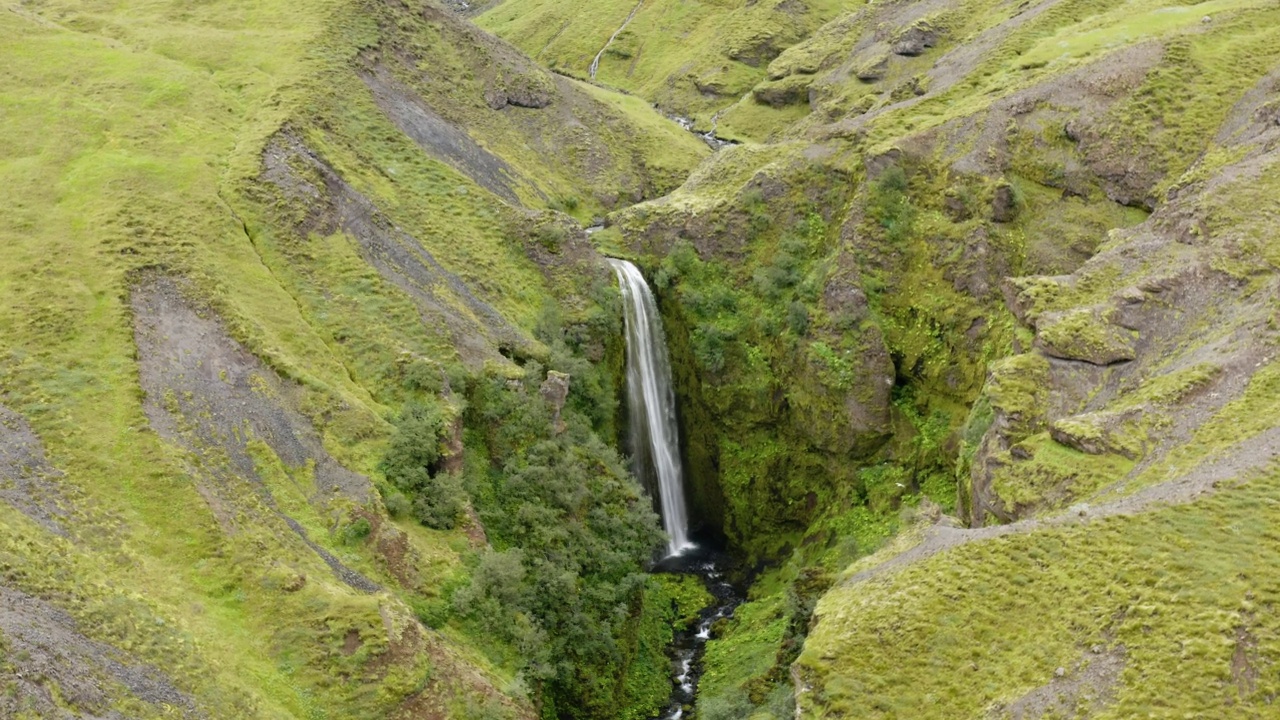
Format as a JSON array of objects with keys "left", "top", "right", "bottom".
[{"left": 441, "top": 414, "right": 465, "bottom": 474}]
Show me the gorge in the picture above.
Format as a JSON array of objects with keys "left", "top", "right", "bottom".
[{"left": 3, "top": 0, "right": 1280, "bottom": 718}]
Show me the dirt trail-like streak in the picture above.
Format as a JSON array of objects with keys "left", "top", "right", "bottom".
[
  {"left": 132, "top": 277, "right": 381, "bottom": 594},
  {"left": 0, "top": 586, "right": 204, "bottom": 719},
  {"left": 589, "top": 0, "right": 644, "bottom": 80},
  {"left": 845, "top": 427, "right": 1280, "bottom": 586}
]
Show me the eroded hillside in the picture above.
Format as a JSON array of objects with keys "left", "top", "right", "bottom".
[
  {"left": 4, "top": 0, "right": 1280, "bottom": 718},
  {"left": 1, "top": 0, "right": 706, "bottom": 716}
]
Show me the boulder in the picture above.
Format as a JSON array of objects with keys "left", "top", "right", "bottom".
[
  {"left": 1036, "top": 307, "right": 1138, "bottom": 366},
  {"left": 539, "top": 371, "right": 571, "bottom": 434},
  {"left": 892, "top": 23, "right": 939, "bottom": 56}
]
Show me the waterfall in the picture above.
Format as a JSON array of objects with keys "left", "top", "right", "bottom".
[{"left": 609, "top": 258, "right": 692, "bottom": 556}]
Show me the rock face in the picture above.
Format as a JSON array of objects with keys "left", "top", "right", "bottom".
[
  {"left": 540, "top": 370, "right": 571, "bottom": 435},
  {"left": 891, "top": 22, "right": 939, "bottom": 56},
  {"left": 1035, "top": 307, "right": 1138, "bottom": 366}
]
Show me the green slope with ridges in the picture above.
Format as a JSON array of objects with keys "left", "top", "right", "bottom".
[
  {"left": 0, "top": 0, "right": 709, "bottom": 716},
  {"left": 477, "top": 0, "right": 860, "bottom": 125}
]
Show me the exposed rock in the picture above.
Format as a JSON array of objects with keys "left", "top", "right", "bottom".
[
  {"left": 361, "top": 66, "right": 526, "bottom": 205},
  {"left": 753, "top": 80, "right": 809, "bottom": 107},
  {"left": 991, "top": 182, "right": 1018, "bottom": 223},
  {"left": 132, "top": 276, "right": 380, "bottom": 593},
  {"left": 855, "top": 52, "right": 890, "bottom": 82},
  {"left": 864, "top": 148, "right": 904, "bottom": 182},
  {"left": 441, "top": 414, "right": 465, "bottom": 474},
  {"left": 729, "top": 34, "right": 784, "bottom": 68},
  {"left": 487, "top": 73, "right": 555, "bottom": 109},
  {"left": 0, "top": 405, "right": 72, "bottom": 536},
  {"left": 891, "top": 22, "right": 939, "bottom": 56},
  {"left": 1049, "top": 410, "right": 1144, "bottom": 459},
  {"left": 1036, "top": 307, "right": 1138, "bottom": 366},
  {"left": 0, "top": 585, "right": 203, "bottom": 719},
  {"left": 540, "top": 370, "right": 571, "bottom": 435},
  {"left": 260, "top": 130, "right": 535, "bottom": 368},
  {"left": 968, "top": 354, "right": 1051, "bottom": 527}
]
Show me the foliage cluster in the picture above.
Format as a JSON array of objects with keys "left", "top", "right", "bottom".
[
  {"left": 379, "top": 401, "right": 466, "bottom": 529},
  {"left": 449, "top": 367, "right": 665, "bottom": 718},
  {"left": 374, "top": 300, "right": 670, "bottom": 718}
]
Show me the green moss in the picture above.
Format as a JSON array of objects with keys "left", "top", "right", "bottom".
[
  {"left": 985, "top": 354, "right": 1050, "bottom": 435},
  {"left": 1037, "top": 306, "right": 1138, "bottom": 364},
  {"left": 478, "top": 0, "right": 855, "bottom": 123},
  {"left": 616, "top": 575, "right": 714, "bottom": 720},
  {"left": 801, "top": 461, "right": 1280, "bottom": 718},
  {"left": 991, "top": 432, "right": 1136, "bottom": 512},
  {"left": 1130, "top": 361, "right": 1280, "bottom": 493}
]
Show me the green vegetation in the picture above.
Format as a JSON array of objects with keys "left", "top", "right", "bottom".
[
  {"left": 478, "top": 0, "right": 860, "bottom": 128},
  {"left": 0, "top": 0, "right": 708, "bottom": 715},
  {"left": 6, "top": 0, "right": 1280, "bottom": 715},
  {"left": 801, "top": 463, "right": 1280, "bottom": 717},
  {"left": 451, "top": 366, "right": 666, "bottom": 718},
  {"left": 381, "top": 402, "right": 467, "bottom": 529}
]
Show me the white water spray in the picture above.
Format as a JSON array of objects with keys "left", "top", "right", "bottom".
[{"left": 609, "top": 258, "right": 692, "bottom": 556}]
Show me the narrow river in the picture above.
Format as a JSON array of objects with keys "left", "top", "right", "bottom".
[{"left": 653, "top": 544, "right": 743, "bottom": 720}]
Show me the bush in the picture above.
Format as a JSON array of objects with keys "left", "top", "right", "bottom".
[
  {"left": 786, "top": 301, "right": 809, "bottom": 336},
  {"left": 534, "top": 224, "right": 567, "bottom": 252},
  {"left": 455, "top": 373, "right": 664, "bottom": 717},
  {"left": 868, "top": 165, "right": 916, "bottom": 245},
  {"left": 338, "top": 517, "right": 372, "bottom": 545},
  {"left": 401, "top": 358, "right": 444, "bottom": 394},
  {"left": 699, "top": 689, "right": 753, "bottom": 720},
  {"left": 380, "top": 487, "right": 412, "bottom": 519},
  {"left": 378, "top": 401, "right": 466, "bottom": 529}
]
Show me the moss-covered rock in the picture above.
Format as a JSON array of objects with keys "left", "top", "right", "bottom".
[{"left": 1036, "top": 306, "right": 1139, "bottom": 366}]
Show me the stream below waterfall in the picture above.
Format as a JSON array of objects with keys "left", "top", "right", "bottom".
[{"left": 653, "top": 542, "right": 744, "bottom": 720}]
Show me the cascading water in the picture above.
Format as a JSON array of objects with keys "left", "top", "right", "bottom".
[
  {"left": 609, "top": 258, "right": 692, "bottom": 556},
  {"left": 610, "top": 258, "right": 743, "bottom": 719}
]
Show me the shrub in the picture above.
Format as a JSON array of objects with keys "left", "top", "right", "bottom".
[
  {"left": 533, "top": 224, "right": 567, "bottom": 252},
  {"left": 380, "top": 487, "right": 412, "bottom": 519},
  {"left": 786, "top": 301, "right": 809, "bottom": 336},
  {"left": 700, "top": 689, "right": 753, "bottom": 720},
  {"left": 867, "top": 166, "right": 916, "bottom": 245},
  {"left": 338, "top": 517, "right": 372, "bottom": 545},
  {"left": 378, "top": 401, "right": 466, "bottom": 529},
  {"left": 455, "top": 373, "right": 664, "bottom": 716}
]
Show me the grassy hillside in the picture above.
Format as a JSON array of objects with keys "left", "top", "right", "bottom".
[
  {"left": 0, "top": 0, "right": 708, "bottom": 716},
  {"left": 5, "top": 0, "right": 1280, "bottom": 717},
  {"left": 477, "top": 0, "right": 859, "bottom": 128}
]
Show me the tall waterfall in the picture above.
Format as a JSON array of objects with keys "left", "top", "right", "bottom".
[{"left": 609, "top": 259, "right": 692, "bottom": 556}]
